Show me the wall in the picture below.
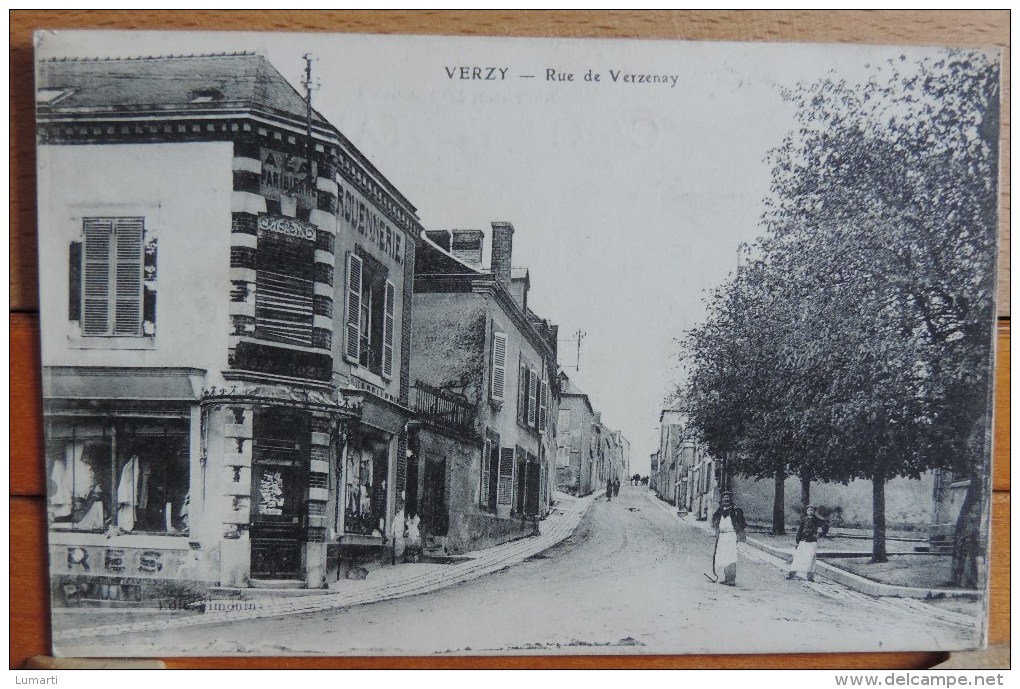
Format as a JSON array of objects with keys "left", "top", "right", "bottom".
[
  {"left": 415, "top": 429, "right": 527, "bottom": 552},
  {"left": 333, "top": 175, "right": 415, "bottom": 403},
  {"left": 731, "top": 472, "right": 936, "bottom": 531},
  {"left": 481, "top": 293, "right": 547, "bottom": 462},
  {"left": 37, "top": 142, "right": 234, "bottom": 376},
  {"left": 557, "top": 395, "right": 596, "bottom": 495},
  {"left": 409, "top": 292, "right": 488, "bottom": 406}
]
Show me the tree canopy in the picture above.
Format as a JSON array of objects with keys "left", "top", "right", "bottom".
[{"left": 677, "top": 50, "right": 999, "bottom": 569}]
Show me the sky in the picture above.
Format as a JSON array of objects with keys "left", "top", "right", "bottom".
[{"left": 36, "top": 30, "right": 957, "bottom": 475}]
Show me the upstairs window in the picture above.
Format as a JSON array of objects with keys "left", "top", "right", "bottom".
[
  {"left": 255, "top": 223, "right": 315, "bottom": 347},
  {"left": 490, "top": 331, "right": 508, "bottom": 402},
  {"left": 345, "top": 250, "right": 395, "bottom": 379},
  {"left": 516, "top": 358, "right": 546, "bottom": 432},
  {"left": 72, "top": 217, "right": 154, "bottom": 337}
]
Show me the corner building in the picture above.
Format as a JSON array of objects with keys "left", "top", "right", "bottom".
[{"left": 37, "top": 53, "right": 421, "bottom": 597}]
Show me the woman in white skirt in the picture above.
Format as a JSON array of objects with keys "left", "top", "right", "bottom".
[{"left": 788, "top": 504, "right": 825, "bottom": 581}]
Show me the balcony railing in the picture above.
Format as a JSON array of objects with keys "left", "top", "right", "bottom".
[{"left": 411, "top": 381, "right": 476, "bottom": 439}]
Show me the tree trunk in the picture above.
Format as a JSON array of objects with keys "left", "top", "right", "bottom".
[
  {"left": 951, "top": 417, "right": 990, "bottom": 588},
  {"left": 950, "top": 474, "right": 983, "bottom": 588},
  {"left": 800, "top": 473, "right": 811, "bottom": 508},
  {"left": 772, "top": 464, "right": 785, "bottom": 535},
  {"left": 871, "top": 465, "right": 887, "bottom": 563}
]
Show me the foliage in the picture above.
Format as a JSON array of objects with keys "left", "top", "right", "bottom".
[{"left": 677, "top": 50, "right": 999, "bottom": 573}]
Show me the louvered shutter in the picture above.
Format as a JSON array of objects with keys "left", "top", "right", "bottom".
[
  {"left": 112, "top": 218, "right": 144, "bottom": 336},
  {"left": 82, "top": 218, "right": 113, "bottom": 335},
  {"left": 528, "top": 368, "right": 538, "bottom": 427},
  {"left": 490, "top": 332, "right": 508, "bottom": 401},
  {"left": 68, "top": 241, "right": 82, "bottom": 322},
  {"left": 345, "top": 253, "right": 363, "bottom": 362},
  {"left": 497, "top": 447, "right": 515, "bottom": 505},
  {"left": 382, "top": 279, "right": 395, "bottom": 378},
  {"left": 488, "top": 438, "right": 500, "bottom": 509},
  {"left": 517, "top": 357, "right": 527, "bottom": 424},
  {"left": 480, "top": 439, "right": 491, "bottom": 508},
  {"left": 539, "top": 378, "right": 548, "bottom": 431}
]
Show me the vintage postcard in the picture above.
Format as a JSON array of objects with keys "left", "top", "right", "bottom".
[{"left": 35, "top": 30, "right": 1000, "bottom": 657}]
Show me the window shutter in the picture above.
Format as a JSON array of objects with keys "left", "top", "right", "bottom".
[
  {"left": 82, "top": 218, "right": 113, "bottom": 335},
  {"left": 539, "top": 378, "right": 548, "bottom": 431},
  {"left": 528, "top": 368, "right": 538, "bottom": 427},
  {"left": 517, "top": 357, "right": 527, "bottom": 424},
  {"left": 345, "top": 253, "right": 363, "bottom": 362},
  {"left": 68, "top": 241, "right": 82, "bottom": 322},
  {"left": 490, "top": 332, "right": 508, "bottom": 401},
  {"left": 382, "top": 279, "right": 395, "bottom": 378},
  {"left": 480, "top": 439, "right": 491, "bottom": 509},
  {"left": 497, "top": 447, "right": 515, "bottom": 505},
  {"left": 488, "top": 439, "right": 500, "bottom": 509},
  {"left": 112, "top": 217, "right": 144, "bottom": 336}
]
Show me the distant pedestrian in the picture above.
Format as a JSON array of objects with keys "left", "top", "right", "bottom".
[
  {"left": 613, "top": 478, "right": 620, "bottom": 497},
  {"left": 606, "top": 480, "right": 613, "bottom": 502},
  {"left": 788, "top": 504, "right": 826, "bottom": 582},
  {"left": 710, "top": 491, "right": 747, "bottom": 586}
]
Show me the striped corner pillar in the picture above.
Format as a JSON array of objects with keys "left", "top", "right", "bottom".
[
  {"left": 305, "top": 413, "right": 333, "bottom": 587},
  {"left": 309, "top": 154, "right": 338, "bottom": 354},
  {"left": 228, "top": 136, "right": 265, "bottom": 350}
]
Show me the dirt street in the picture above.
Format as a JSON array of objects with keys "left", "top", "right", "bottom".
[{"left": 72, "top": 487, "right": 978, "bottom": 656}]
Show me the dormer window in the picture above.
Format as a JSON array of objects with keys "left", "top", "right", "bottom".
[
  {"left": 37, "top": 88, "right": 74, "bottom": 104},
  {"left": 189, "top": 88, "right": 223, "bottom": 103}
]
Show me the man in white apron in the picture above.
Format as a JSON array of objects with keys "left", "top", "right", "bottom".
[{"left": 711, "top": 491, "right": 747, "bottom": 586}]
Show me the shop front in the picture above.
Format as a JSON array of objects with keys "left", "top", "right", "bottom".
[
  {"left": 43, "top": 367, "right": 205, "bottom": 606},
  {"left": 329, "top": 388, "right": 412, "bottom": 576},
  {"left": 200, "top": 383, "right": 359, "bottom": 589}
]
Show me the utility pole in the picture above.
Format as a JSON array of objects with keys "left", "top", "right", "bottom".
[
  {"left": 300, "top": 53, "right": 318, "bottom": 189},
  {"left": 558, "top": 329, "right": 586, "bottom": 371}
]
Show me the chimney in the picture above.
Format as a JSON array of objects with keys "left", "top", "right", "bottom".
[
  {"left": 424, "top": 230, "right": 451, "bottom": 252},
  {"left": 451, "top": 229, "right": 484, "bottom": 266},
  {"left": 491, "top": 221, "right": 514, "bottom": 287}
]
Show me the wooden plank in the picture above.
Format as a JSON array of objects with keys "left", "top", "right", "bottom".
[
  {"left": 9, "top": 10, "right": 1010, "bottom": 315},
  {"left": 10, "top": 312, "right": 43, "bottom": 497},
  {"left": 987, "top": 492, "right": 1009, "bottom": 646},
  {"left": 993, "top": 320, "right": 1010, "bottom": 491},
  {"left": 10, "top": 498, "right": 51, "bottom": 669}
]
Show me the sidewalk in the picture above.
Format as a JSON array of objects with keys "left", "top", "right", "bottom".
[
  {"left": 648, "top": 493, "right": 980, "bottom": 601},
  {"left": 52, "top": 491, "right": 597, "bottom": 644}
]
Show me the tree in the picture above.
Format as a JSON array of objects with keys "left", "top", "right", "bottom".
[
  {"left": 678, "top": 50, "right": 999, "bottom": 570},
  {"left": 758, "top": 50, "right": 999, "bottom": 565}
]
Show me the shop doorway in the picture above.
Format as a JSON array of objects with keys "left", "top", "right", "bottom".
[
  {"left": 251, "top": 407, "right": 309, "bottom": 580},
  {"left": 515, "top": 451, "right": 540, "bottom": 516},
  {"left": 422, "top": 457, "right": 448, "bottom": 539}
]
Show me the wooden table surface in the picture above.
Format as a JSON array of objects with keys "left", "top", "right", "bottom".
[{"left": 9, "top": 10, "right": 1010, "bottom": 670}]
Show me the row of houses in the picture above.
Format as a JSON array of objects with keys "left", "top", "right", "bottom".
[
  {"left": 554, "top": 374, "right": 630, "bottom": 497},
  {"left": 37, "top": 52, "right": 622, "bottom": 600},
  {"left": 650, "top": 407, "right": 969, "bottom": 545}
]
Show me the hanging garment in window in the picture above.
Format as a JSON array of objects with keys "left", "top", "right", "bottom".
[{"left": 116, "top": 455, "right": 140, "bottom": 531}]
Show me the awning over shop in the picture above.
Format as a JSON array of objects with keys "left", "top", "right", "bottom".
[
  {"left": 343, "top": 388, "right": 413, "bottom": 435},
  {"left": 43, "top": 367, "right": 205, "bottom": 401},
  {"left": 43, "top": 367, "right": 205, "bottom": 416}
]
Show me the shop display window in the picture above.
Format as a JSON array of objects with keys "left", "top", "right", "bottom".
[
  {"left": 47, "top": 419, "right": 190, "bottom": 534},
  {"left": 343, "top": 430, "right": 389, "bottom": 536}
]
